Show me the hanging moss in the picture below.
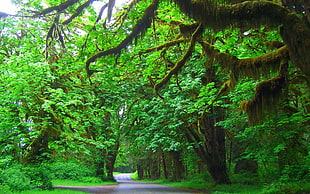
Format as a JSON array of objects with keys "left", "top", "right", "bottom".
[
  {"left": 235, "top": 45, "right": 289, "bottom": 79},
  {"left": 240, "top": 61, "right": 288, "bottom": 124},
  {"left": 280, "top": 21, "right": 310, "bottom": 83},
  {"left": 199, "top": 38, "right": 291, "bottom": 123},
  {"left": 199, "top": 40, "right": 289, "bottom": 88},
  {"left": 174, "top": 0, "right": 289, "bottom": 30},
  {"left": 174, "top": 0, "right": 310, "bottom": 84}
]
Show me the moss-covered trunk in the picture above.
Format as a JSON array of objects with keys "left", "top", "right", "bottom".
[
  {"left": 185, "top": 109, "right": 231, "bottom": 185},
  {"left": 105, "top": 139, "right": 120, "bottom": 180}
]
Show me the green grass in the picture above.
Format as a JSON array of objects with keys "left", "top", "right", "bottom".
[
  {"left": 130, "top": 171, "right": 138, "bottom": 180},
  {"left": 130, "top": 172, "right": 264, "bottom": 193},
  {"left": 113, "top": 171, "right": 122, "bottom": 176},
  {"left": 10, "top": 179, "right": 118, "bottom": 194},
  {"left": 135, "top": 179, "right": 262, "bottom": 193},
  {"left": 52, "top": 179, "right": 117, "bottom": 187},
  {"left": 209, "top": 184, "right": 262, "bottom": 194},
  {"left": 16, "top": 189, "right": 86, "bottom": 194}
]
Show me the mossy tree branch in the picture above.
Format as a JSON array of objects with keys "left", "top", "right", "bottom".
[
  {"left": 62, "top": 0, "right": 96, "bottom": 25},
  {"left": 85, "top": 0, "right": 160, "bottom": 76},
  {"left": 174, "top": 0, "right": 290, "bottom": 29},
  {"left": 173, "top": 0, "right": 310, "bottom": 83},
  {"left": 153, "top": 23, "right": 203, "bottom": 94},
  {"left": 140, "top": 39, "right": 189, "bottom": 54},
  {"left": 241, "top": 60, "right": 289, "bottom": 124},
  {"left": 199, "top": 39, "right": 290, "bottom": 122},
  {"left": 34, "top": 0, "right": 79, "bottom": 16},
  {"left": 199, "top": 40, "right": 289, "bottom": 88},
  {"left": 112, "top": 0, "right": 144, "bottom": 28}
]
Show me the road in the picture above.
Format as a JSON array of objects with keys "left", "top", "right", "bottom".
[
  {"left": 112, "top": 173, "right": 191, "bottom": 194},
  {"left": 55, "top": 173, "right": 193, "bottom": 194}
]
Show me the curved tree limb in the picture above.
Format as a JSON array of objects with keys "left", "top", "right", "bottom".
[
  {"left": 85, "top": 0, "right": 160, "bottom": 76},
  {"left": 199, "top": 40, "right": 290, "bottom": 122},
  {"left": 34, "top": 0, "right": 79, "bottom": 16},
  {"left": 199, "top": 40, "right": 289, "bottom": 88},
  {"left": 63, "top": 0, "right": 96, "bottom": 25},
  {"left": 154, "top": 23, "right": 203, "bottom": 93},
  {"left": 112, "top": 0, "right": 144, "bottom": 28},
  {"left": 107, "top": 0, "right": 116, "bottom": 22},
  {"left": 241, "top": 60, "right": 289, "bottom": 125},
  {"left": 174, "top": 0, "right": 310, "bottom": 83},
  {"left": 140, "top": 38, "right": 189, "bottom": 54},
  {"left": 174, "top": 0, "right": 291, "bottom": 30}
]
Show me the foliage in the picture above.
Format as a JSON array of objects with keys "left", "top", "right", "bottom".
[
  {"left": 49, "top": 161, "right": 95, "bottom": 181},
  {"left": 0, "top": 183, "right": 12, "bottom": 194},
  {"left": 210, "top": 184, "right": 262, "bottom": 194},
  {"left": 262, "top": 182, "right": 310, "bottom": 194},
  {"left": 0, "top": 164, "right": 53, "bottom": 191},
  {"left": 0, "top": 165, "right": 33, "bottom": 191},
  {"left": 23, "top": 165, "right": 53, "bottom": 190}
]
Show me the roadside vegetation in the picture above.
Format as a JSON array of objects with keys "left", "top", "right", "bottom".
[
  {"left": 131, "top": 172, "right": 310, "bottom": 193},
  {"left": 0, "top": 161, "right": 117, "bottom": 193}
]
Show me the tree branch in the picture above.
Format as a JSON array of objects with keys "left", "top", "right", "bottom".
[
  {"left": 199, "top": 40, "right": 289, "bottom": 88},
  {"left": 154, "top": 23, "right": 203, "bottom": 93},
  {"left": 174, "top": 0, "right": 310, "bottom": 83},
  {"left": 140, "top": 39, "right": 189, "bottom": 54},
  {"left": 85, "top": 0, "right": 160, "bottom": 76},
  {"left": 62, "top": 0, "right": 96, "bottom": 25},
  {"left": 174, "top": 0, "right": 291, "bottom": 30},
  {"left": 34, "top": 0, "right": 79, "bottom": 16}
]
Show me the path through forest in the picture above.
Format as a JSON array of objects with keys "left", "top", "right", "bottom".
[{"left": 55, "top": 173, "right": 194, "bottom": 194}]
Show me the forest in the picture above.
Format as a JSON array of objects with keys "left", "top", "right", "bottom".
[{"left": 0, "top": 0, "right": 309, "bottom": 193}]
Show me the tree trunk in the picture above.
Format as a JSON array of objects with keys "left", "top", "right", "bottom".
[
  {"left": 185, "top": 108, "right": 231, "bottom": 185},
  {"left": 170, "top": 151, "right": 185, "bottom": 181},
  {"left": 105, "top": 139, "right": 120, "bottom": 180},
  {"left": 24, "top": 128, "right": 50, "bottom": 164},
  {"left": 137, "top": 164, "right": 144, "bottom": 179},
  {"left": 162, "top": 152, "right": 168, "bottom": 179},
  {"left": 95, "top": 148, "right": 105, "bottom": 178}
]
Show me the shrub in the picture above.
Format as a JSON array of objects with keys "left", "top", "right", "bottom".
[
  {"left": 49, "top": 161, "right": 95, "bottom": 181},
  {"left": 0, "top": 183, "right": 12, "bottom": 194},
  {"left": 23, "top": 165, "right": 53, "bottom": 189},
  {"left": 231, "top": 172, "right": 260, "bottom": 185},
  {"left": 280, "top": 165, "right": 308, "bottom": 182},
  {"left": 0, "top": 165, "right": 33, "bottom": 191},
  {"left": 79, "top": 176, "right": 102, "bottom": 183},
  {"left": 262, "top": 182, "right": 310, "bottom": 194}
]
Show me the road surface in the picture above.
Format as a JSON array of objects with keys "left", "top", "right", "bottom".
[
  {"left": 55, "top": 173, "right": 193, "bottom": 194},
  {"left": 112, "top": 173, "right": 191, "bottom": 194}
]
